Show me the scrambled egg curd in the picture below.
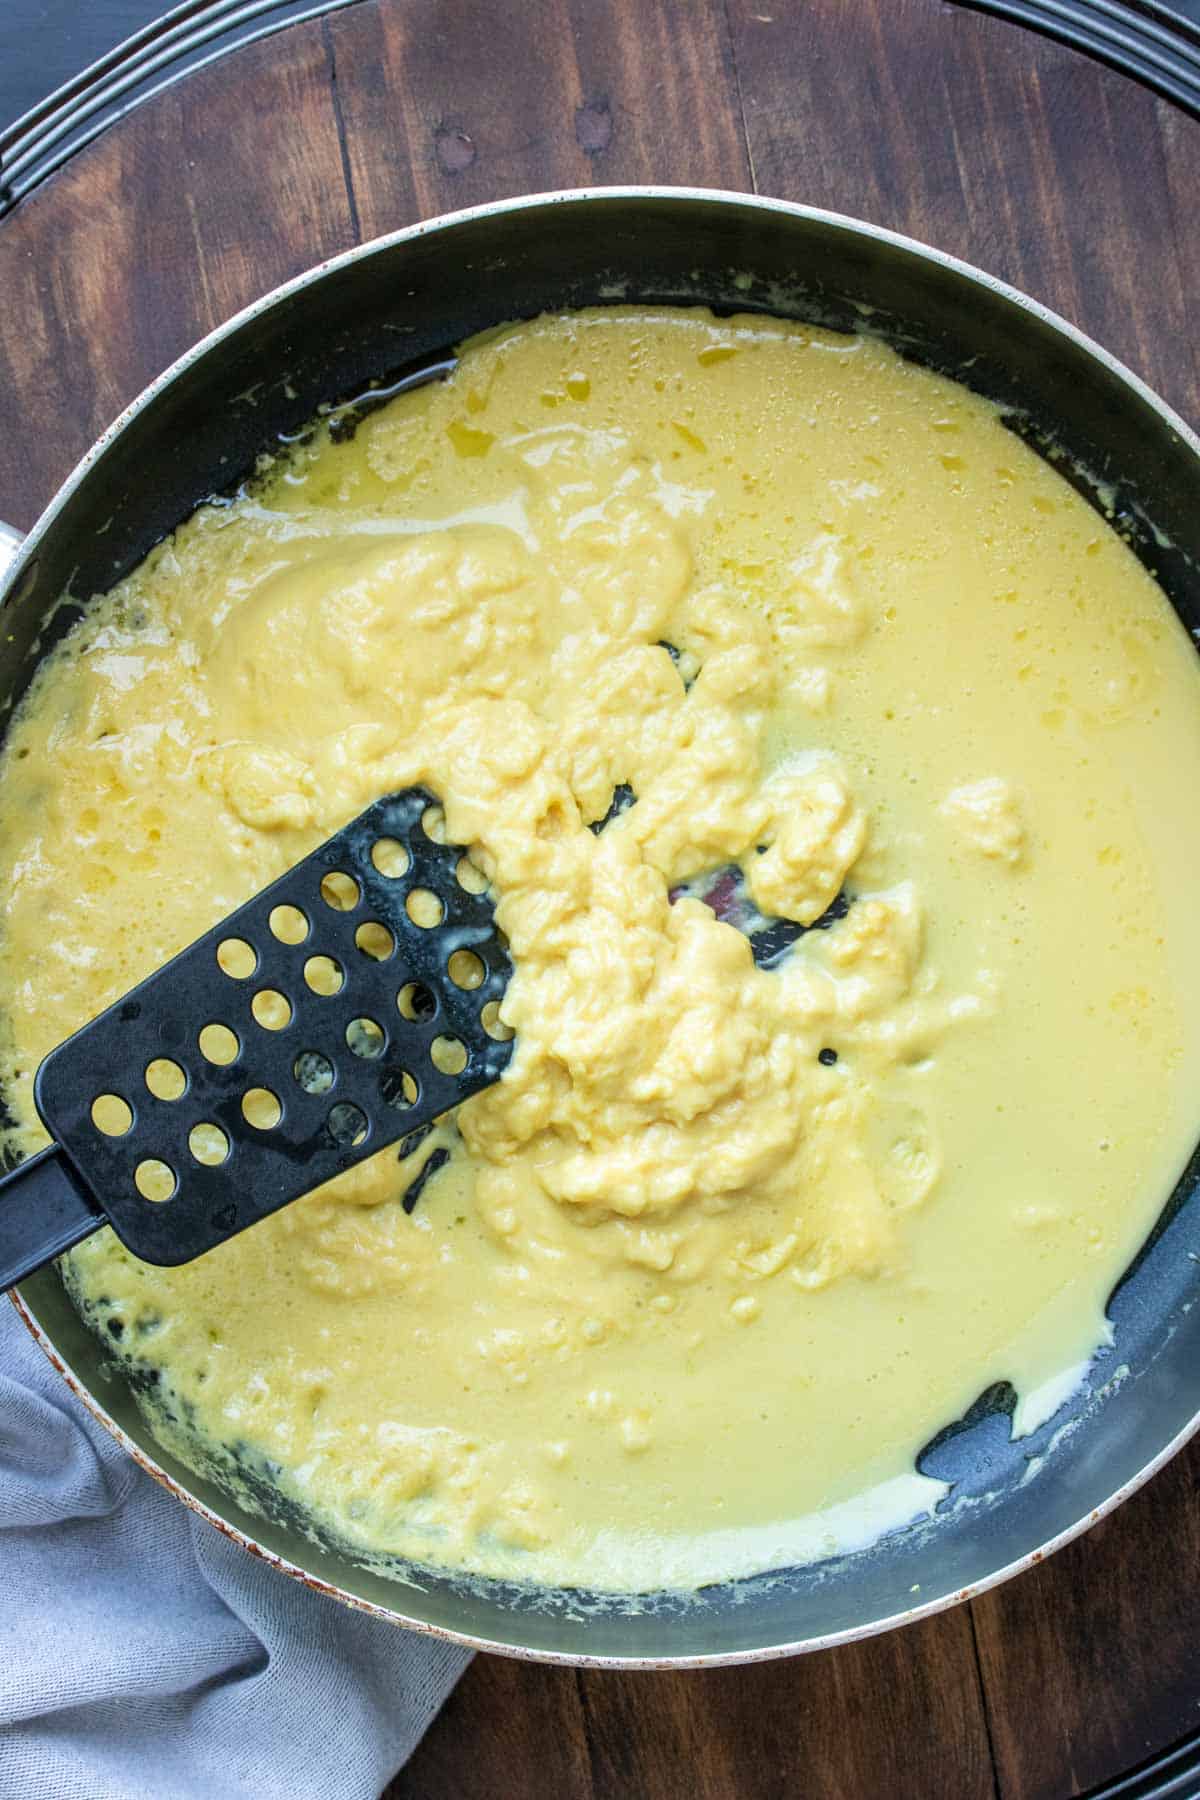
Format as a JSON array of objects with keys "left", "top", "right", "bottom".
[{"left": 4, "top": 307, "right": 1200, "bottom": 1591}]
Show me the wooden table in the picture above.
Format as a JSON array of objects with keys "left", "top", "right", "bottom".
[{"left": 1, "top": 4, "right": 1197, "bottom": 1794}]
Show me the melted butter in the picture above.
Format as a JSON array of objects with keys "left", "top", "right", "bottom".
[{"left": 2, "top": 307, "right": 1200, "bottom": 1590}]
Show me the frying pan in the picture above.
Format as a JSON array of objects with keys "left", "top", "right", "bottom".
[{"left": 4, "top": 188, "right": 1199, "bottom": 1666}]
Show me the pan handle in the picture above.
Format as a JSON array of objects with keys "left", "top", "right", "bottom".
[
  {"left": 0, "top": 1143, "right": 104, "bottom": 1291},
  {"left": 0, "top": 519, "right": 24, "bottom": 585}
]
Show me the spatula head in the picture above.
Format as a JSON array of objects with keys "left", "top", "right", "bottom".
[{"left": 34, "top": 788, "right": 513, "bottom": 1265}]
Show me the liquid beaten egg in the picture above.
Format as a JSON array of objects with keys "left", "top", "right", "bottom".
[{"left": 2, "top": 307, "right": 1200, "bottom": 1590}]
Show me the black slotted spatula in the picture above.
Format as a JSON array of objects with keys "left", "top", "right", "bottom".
[{"left": 0, "top": 787, "right": 514, "bottom": 1291}]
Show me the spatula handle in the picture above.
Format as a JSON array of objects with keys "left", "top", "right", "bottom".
[{"left": 0, "top": 1144, "right": 104, "bottom": 1291}]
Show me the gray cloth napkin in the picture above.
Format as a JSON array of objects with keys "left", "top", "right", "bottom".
[{"left": 0, "top": 1299, "right": 470, "bottom": 1799}]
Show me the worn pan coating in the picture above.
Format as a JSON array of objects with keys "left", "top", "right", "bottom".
[{"left": 4, "top": 189, "right": 1199, "bottom": 1666}]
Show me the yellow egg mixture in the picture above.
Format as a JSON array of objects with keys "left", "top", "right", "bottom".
[{"left": 3, "top": 308, "right": 1200, "bottom": 1591}]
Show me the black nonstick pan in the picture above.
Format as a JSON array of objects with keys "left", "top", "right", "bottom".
[{"left": 4, "top": 188, "right": 1199, "bottom": 1665}]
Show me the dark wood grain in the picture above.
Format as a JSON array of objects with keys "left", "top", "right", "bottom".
[
  {"left": 324, "top": 0, "right": 751, "bottom": 236},
  {"left": 1, "top": 4, "right": 1198, "bottom": 1796},
  {"left": 390, "top": 1609, "right": 996, "bottom": 1800},
  {"left": 1158, "top": 101, "right": 1200, "bottom": 416},
  {"left": 723, "top": 0, "right": 1200, "bottom": 425},
  {"left": 971, "top": 1441, "right": 1200, "bottom": 1800},
  {"left": 0, "top": 17, "right": 355, "bottom": 529}
]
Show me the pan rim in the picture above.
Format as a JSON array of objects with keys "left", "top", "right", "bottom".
[
  {"left": 6, "top": 184, "right": 1200, "bottom": 1665},
  {"left": 14, "top": 1277, "right": 1200, "bottom": 1668}
]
